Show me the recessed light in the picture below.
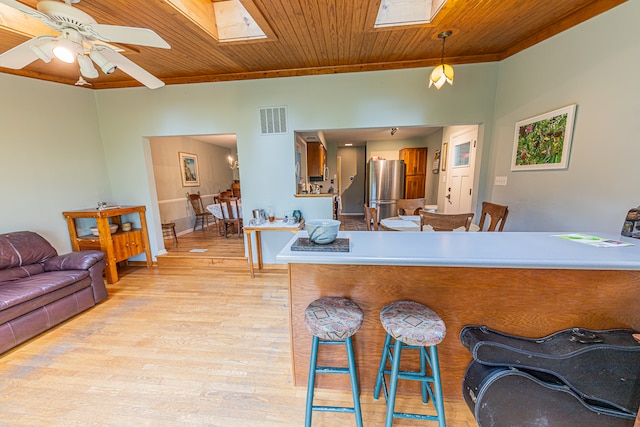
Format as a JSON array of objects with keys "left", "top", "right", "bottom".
[{"left": 345, "top": 143, "right": 353, "bottom": 146}]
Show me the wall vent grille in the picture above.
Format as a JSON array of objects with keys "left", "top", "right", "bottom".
[{"left": 259, "top": 106, "right": 288, "bottom": 135}]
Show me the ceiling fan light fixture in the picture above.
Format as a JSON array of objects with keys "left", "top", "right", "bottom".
[
  {"left": 89, "top": 49, "right": 117, "bottom": 74},
  {"left": 78, "top": 54, "right": 98, "bottom": 79},
  {"left": 52, "top": 38, "right": 76, "bottom": 63},
  {"left": 429, "top": 30, "right": 454, "bottom": 89}
]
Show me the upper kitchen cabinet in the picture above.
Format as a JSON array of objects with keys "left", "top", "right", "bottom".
[
  {"left": 400, "top": 147, "right": 428, "bottom": 198},
  {"left": 307, "top": 141, "right": 327, "bottom": 181},
  {"left": 400, "top": 147, "right": 428, "bottom": 176}
]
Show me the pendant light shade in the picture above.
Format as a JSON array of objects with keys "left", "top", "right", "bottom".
[
  {"left": 429, "top": 31, "right": 453, "bottom": 89},
  {"left": 429, "top": 63, "right": 454, "bottom": 89}
]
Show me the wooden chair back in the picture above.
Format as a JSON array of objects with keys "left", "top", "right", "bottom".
[
  {"left": 232, "top": 182, "right": 241, "bottom": 198},
  {"left": 419, "top": 210, "right": 474, "bottom": 231},
  {"left": 187, "top": 192, "right": 213, "bottom": 232},
  {"left": 221, "top": 190, "right": 234, "bottom": 198},
  {"left": 188, "top": 192, "right": 206, "bottom": 215},
  {"left": 397, "top": 198, "right": 426, "bottom": 215},
  {"left": 364, "top": 204, "right": 379, "bottom": 231},
  {"left": 478, "top": 202, "right": 509, "bottom": 231},
  {"left": 220, "top": 196, "right": 243, "bottom": 238}
]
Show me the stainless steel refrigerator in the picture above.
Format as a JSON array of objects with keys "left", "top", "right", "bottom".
[{"left": 366, "top": 160, "right": 405, "bottom": 220}]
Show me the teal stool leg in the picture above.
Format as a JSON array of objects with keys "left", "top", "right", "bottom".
[
  {"left": 420, "top": 346, "right": 428, "bottom": 404},
  {"left": 373, "top": 333, "right": 393, "bottom": 399},
  {"left": 345, "top": 337, "right": 363, "bottom": 427},
  {"left": 305, "top": 336, "right": 319, "bottom": 427},
  {"left": 384, "top": 339, "right": 403, "bottom": 427},
  {"left": 428, "top": 345, "right": 446, "bottom": 427}
]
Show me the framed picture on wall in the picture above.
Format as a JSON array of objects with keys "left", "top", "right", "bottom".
[
  {"left": 441, "top": 142, "right": 448, "bottom": 171},
  {"left": 179, "top": 152, "right": 200, "bottom": 186},
  {"left": 511, "top": 104, "right": 577, "bottom": 171}
]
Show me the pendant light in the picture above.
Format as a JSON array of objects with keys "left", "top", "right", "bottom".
[{"left": 429, "top": 31, "right": 454, "bottom": 89}]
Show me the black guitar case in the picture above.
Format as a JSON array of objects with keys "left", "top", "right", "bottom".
[
  {"left": 460, "top": 326, "right": 640, "bottom": 416},
  {"left": 463, "top": 360, "right": 636, "bottom": 427}
]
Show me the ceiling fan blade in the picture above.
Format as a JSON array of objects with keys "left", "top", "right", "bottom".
[
  {"left": 0, "top": 0, "right": 55, "bottom": 25},
  {"left": 97, "top": 47, "right": 165, "bottom": 89},
  {"left": 86, "top": 24, "right": 170, "bottom": 49},
  {"left": 0, "top": 37, "right": 43, "bottom": 69}
]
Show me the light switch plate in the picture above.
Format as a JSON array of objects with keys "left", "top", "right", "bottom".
[{"left": 494, "top": 176, "right": 508, "bottom": 186}]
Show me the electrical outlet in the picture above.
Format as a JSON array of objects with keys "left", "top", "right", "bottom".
[{"left": 494, "top": 176, "right": 508, "bottom": 186}]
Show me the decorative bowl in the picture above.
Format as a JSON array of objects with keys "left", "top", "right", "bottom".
[
  {"left": 306, "top": 219, "right": 340, "bottom": 244},
  {"left": 89, "top": 224, "right": 118, "bottom": 236}
]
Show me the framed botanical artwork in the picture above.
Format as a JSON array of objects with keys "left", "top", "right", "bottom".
[
  {"left": 179, "top": 152, "right": 200, "bottom": 186},
  {"left": 511, "top": 104, "right": 577, "bottom": 171}
]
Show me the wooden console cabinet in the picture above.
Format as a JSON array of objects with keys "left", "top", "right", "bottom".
[{"left": 63, "top": 205, "right": 152, "bottom": 284}]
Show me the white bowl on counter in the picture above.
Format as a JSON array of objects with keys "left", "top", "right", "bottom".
[
  {"left": 306, "top": 219, "right": 340, "bottom": 244},
  {"left": 89, "top": 224, "right": 118, "bottom": 236}
]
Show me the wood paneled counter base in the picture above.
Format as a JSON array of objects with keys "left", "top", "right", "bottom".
[{"left": 288, "top": 263, "right": 640, "bottom": 398}]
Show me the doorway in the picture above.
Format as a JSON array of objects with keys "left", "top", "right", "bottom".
[{"left": 443, "top": 126, "right": 479, "bottom": 214}]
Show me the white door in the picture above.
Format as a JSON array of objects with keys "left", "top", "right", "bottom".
[{"left": 444, "top": 128, "right": 477, "bottom": 213}]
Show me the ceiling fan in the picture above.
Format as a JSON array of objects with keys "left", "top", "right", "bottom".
[{"left": 0, "top": 0, "right": 170, "bottom": 89}]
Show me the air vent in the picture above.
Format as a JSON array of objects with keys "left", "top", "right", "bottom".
[{"left": 260, "top": 106, "right": 288, "bottom": 135}]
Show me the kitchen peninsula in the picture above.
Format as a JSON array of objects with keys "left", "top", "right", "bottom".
[{"left": 277, "top": 231, "right": 640, "bottom": 398}]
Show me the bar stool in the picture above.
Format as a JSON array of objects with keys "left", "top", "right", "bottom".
[
  {"left": 373, "top": 300, "right": 446, "bottom": 427},
  {"left": 304, "top": 297, "right": 364, "bottom": 427}
]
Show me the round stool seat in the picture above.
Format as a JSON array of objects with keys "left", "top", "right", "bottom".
[
  {"left": 305, "top": 297, "right": 364, "bottom": 341},
  {"left": 380, "top": 300, "right": 446, "bottom": 347}
]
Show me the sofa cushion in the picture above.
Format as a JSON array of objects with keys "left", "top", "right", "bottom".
[
  {"left": 0, "top": 272, "right": 92, "bottom": 326},
  {"left": 0, "top": 270, "right": 90, "bottom": 312},
  {"left": 0, "top": 231, "right": 57, "bottom": 270},
  {"left": 0, "top": 264, "right": 46, "bottom": 283}
]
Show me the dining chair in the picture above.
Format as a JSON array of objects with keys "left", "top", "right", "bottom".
[
  {"left": 478, "top": 202, "right": 509, "bottom": 232},
  {"left": 419, "top": 210, "right": 474, "bottom": 231},
  {"left": 364, "top": 204, "right": 379, "bottom": 231},
  {"left": 232, "top": 182, "right": 241, "bottom": 198},
  {"left": 397, "top": 198, "right": 426, "bottom": 215},
  {"left": 187, "top": 192, "right": 214, "bottom": 233},
  {"left": 220, "top": 196, "right": 243, "bottom": 238}
]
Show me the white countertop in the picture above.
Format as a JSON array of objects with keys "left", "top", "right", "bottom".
[{"left": 276, "top": 231, "right": 640, "bottom": 270}]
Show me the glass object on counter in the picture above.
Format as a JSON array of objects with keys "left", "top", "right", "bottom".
[{"left": 267, "top": 205, "right": 275, "bottom": 223}]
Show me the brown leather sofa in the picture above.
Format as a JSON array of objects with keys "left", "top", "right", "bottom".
[{"left": 0, "top": 231, "right": 107, "bottom": 354}]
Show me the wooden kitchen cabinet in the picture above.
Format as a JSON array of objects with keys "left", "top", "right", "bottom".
[
  {"left": 405, "top": 175, "right": 427, "bottom": 199},
  {"left": 400, "top": 147, "right": 428, "bottom": 175},
  {"left": 307, "top": 141, "right": 326, "bottom": 178},
  {"left": 63, "top": 205, "right": 152, "bottom": 284},
  {"left": 400, "top": 147, "right": 428, "bottom": 198}
]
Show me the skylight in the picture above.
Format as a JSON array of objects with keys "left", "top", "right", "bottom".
[
  {"left": 375, "top": 0, "right": 447, "bottom": 28},
  {"left": 214, "top": 0, "right": 266, "bottom": 42}
]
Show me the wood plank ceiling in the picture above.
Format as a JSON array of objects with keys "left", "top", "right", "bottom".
[{"left": 0, "top": 0, "right": 627, "bottom": 89}]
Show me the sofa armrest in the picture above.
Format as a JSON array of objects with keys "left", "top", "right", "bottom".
[
  {"left": 44, "top": 251, "right": 108, "bottom": 303},
  {"left": 43, "top": 250, "right": 105, "bottom": 271}
]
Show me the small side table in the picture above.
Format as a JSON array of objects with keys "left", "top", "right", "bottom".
[
  {"left": 244, "top": 219, "right": 304, "bottom": 278},
  {"left": 63, "top": 205, "right": 152, "bottom": 284}
]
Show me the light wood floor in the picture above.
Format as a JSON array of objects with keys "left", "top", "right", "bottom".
[{"left": 0, "top": 218, "right": 478, "bottom": 426}]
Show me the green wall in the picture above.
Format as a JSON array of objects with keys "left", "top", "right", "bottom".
[{"left": 93, "top": 64, "right": 498, "bottom": 262}]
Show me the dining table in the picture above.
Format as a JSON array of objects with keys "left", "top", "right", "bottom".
[
  {"left": 206, "top": 201, "right": 242, "bottom": 220},
  {"left": 380, "top": 215, "right": 480, "bottom": 232}
]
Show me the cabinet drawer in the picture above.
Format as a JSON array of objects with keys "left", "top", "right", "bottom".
[{"left": 112, "top": 230, "right": 143, "bottom": 262}]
